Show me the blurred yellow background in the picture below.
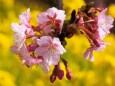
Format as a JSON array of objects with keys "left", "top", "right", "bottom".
[{"left": 0, "top": 0, "right": 115, "bottom": 86}]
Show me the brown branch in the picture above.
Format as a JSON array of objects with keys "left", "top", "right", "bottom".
[{"left": 54, "top": 0, "right": 63, "bottom": 9}]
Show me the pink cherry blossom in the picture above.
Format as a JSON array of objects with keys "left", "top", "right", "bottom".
[
  {"left": 11, "top": 23, "right": 27, "bottom": 50},
  {"left": 19, "top": 8, "right": 31, "bottom": 27},
  {"left": 84, "top": 8, "right": 114, "bottom": 62},
  {"left": 11, "top": 44, "right": 49, "bottom": 72},
  {"left": 84, "top": 41, "right": 108, "bottom": 61},
  {"left": 11, "top": 23, "right": 34, "bottom": 50},
  {"left": 97, "top": 8, "right": 114, "bottom": 40},
  {"left": 37, "top": 7, "right": 66, "bottom": 34},
  {"left": 35, "top": 36, "right": 66, "bottom": 65},
  {"left": 11, "top": 8, "right": 34, "bottom": 51},
  {"left": 19, "top": 8, "right": 34, "bottom": 36},
  {"left": 11, "top": 44, "right": 43, "bottom": 67},
  {"left": 21, "top": 45, "right": 49, "bottom": 73},
  {"left": 11, "top": 16, "right": 34, "bottom": 50}
]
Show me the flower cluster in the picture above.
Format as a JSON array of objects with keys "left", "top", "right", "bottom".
[
  {"left": 11, "top": 7, "right": 66, "bottom": 73},
  {"left": 11, "top": 2, "right": 114, "bottom": 82}
]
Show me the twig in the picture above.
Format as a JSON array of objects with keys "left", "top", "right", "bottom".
[{"left": 55, "top": 0, "right": 63, "bottom": 9}]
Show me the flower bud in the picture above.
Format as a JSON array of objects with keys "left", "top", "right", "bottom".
[
  {"left": 66, "top": 71, "right": 73, "bottom": 80},
  {"left": 70, "top": 9, "right": 76, "bottom": 24},
  {"left": 27, "top": 42, "right": 38, "bottom": 52},
  {"left": 93, "top": 39, "right": 100, "bottom": 47},
  {"left": 57, "top": 70, "right": 64, "bottom": 80},
  {"left": 96, "top": 8, "right": 103, "bottom": 11},
  {"left": 50, "top": 74, "right": 56, "bottom": 83},
  {"left": 66, "top": 33, "right": 74, "bottom": 38}
]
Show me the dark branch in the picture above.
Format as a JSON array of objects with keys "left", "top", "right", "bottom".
[{"left": 54, "top": 0, "right": 63, "bottom": 9}]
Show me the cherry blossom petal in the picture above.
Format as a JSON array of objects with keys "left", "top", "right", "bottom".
[
  {"left": 89, "top": 50, "right": 94, "bottom": 62},
  {"left": 44, "top": 51, "right": 60, "bottom": 65},
  {"left": 39, "top": 61, "right": 50, "bottom": 73},
  {"left": 83, "top": 48, "right": 91, "bottom": 60},
  {"left": 11, "top": 23, "right": 27, "bottom": 33}
]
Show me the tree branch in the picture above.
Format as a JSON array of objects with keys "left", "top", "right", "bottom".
[{"left": 54, "top": 0, "right": 63, "bottom": 9}]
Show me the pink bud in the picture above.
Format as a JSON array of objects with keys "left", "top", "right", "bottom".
[
  {"left": 96, "top": 8, "right": 103, "bottom": 11},
  {"left": 66, "top": 33, "right": 74, "bottom": 38},
  {"left": 50, "top": 75, "right": 56, "bottom": 83},
  {"left": 93, "top": 39, "right": 100, "bottom": 47},
  {"left": 57, "top": 70, "right": 64, "bottom": 80},
  {"left": 66, "top": 71, "right": 73, "bottom": 80}
]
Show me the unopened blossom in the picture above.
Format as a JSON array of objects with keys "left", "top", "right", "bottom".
[
  {"left": 97, "top": 8, "right": 114, "bottom": 40},
  {"left": 35, "top": 36, "right": 66, "bottom": 65},
  {"left": 37, "top": 7, "right": 66, "bottom": 34}
]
